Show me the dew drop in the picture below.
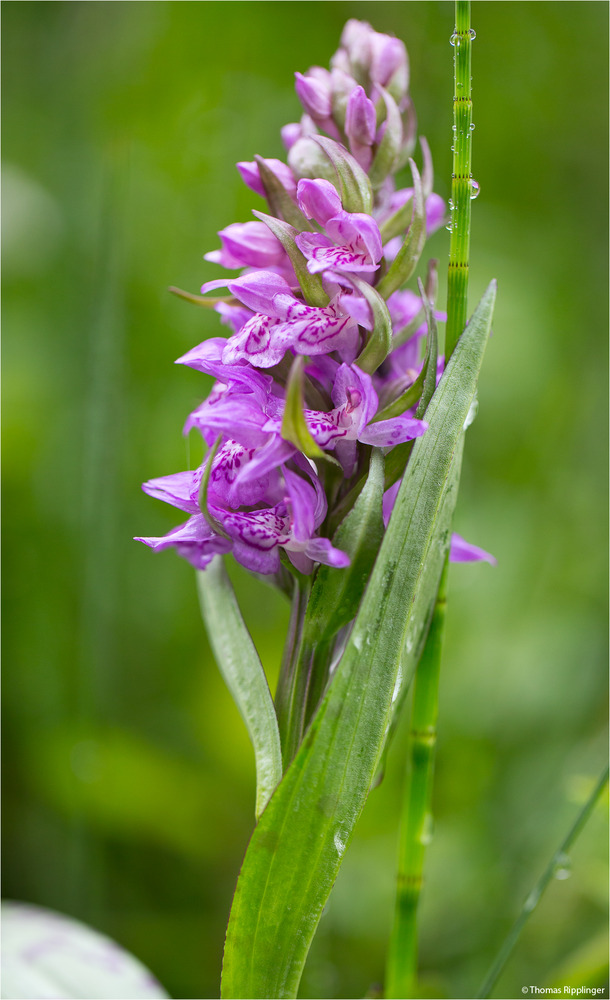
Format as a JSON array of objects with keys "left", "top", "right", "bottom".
[
  {"left": 553, "top": 852, "right": 572, "bottom": 881},
  {"left": 469, "top": 28, "right": 477, "bottom": 40},
  {"left": 469, "top": 178, "right": 480, "bottom": 200},
  {"left": 445, "top": 222, "right": 453, "bottom": 232},
  {"left": 449, "top": 32, "right": 458, "bottom": 46},
  {"left": 470, "top": 123, "right": 476, "bottom": 131}
]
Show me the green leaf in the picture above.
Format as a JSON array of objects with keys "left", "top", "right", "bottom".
[
  {"left": 351, "top": 277, "right": 393, "bottom": 373},
  {"left": 253, "top": 211, "right": 329, "bottom": 307},
  {"left": 221, "top": 281, "right": 496, "bottom": 999},
  {"left": 197, "top": 559, "right": 282, "bottom": 820},
  {"left": 312, "top": 135, "right": 373, "bottom": 214},
  {"left": 377, "top": 158, "right": 426, "bottom": 300},
  {"left": 368, "top": 88, "right": 403, "bottom": 190},
  {"left": 304, "top": 449, "right": 385, "bottom": 646},
  {"left": 281, "top": 355, "right": 338, "bottom": 466},
  {"left": 255, "top": 156, "right": 313, "bottom": 232}
]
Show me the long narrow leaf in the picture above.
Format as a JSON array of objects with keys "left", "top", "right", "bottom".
[
  {"left": 221, "top": 281, "right": 496, "bottom": 999},
  {"left": 197, "top": 560, "right": 283, "bottom": 820}
]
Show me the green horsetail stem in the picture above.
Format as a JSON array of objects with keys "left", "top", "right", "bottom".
[
  {"left": 384, "top": 560, "right": 448, "bottom": 998},
  {"left": 386, "top": 4, "right": 474, "bottom": 994},
  {"left": 445, "top": 0, "right": 474, "bottom": 360}
]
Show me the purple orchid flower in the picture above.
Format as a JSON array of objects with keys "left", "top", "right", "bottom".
[
  {"left": 294, "top": 178, "right": 383, "bottom": 276},
  {"left": 199, "top": 270, "right": 364, "bottom": 368},
  {"left": 136, "top": 462, "right": 349, "bottom": 576},
  {"left": 204, "top": 221, "right": 291, "bottom": 275},
  {"left": 265, "top": 362, "right": 427, "bottom": 475}
]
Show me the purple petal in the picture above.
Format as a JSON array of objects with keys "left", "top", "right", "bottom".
[
  {"left": 425, "top": 193, "right": 446, "bottom": 234},
  {"left": 226, "top": 271, "right": 294, "bottom": 316},
  {"left": 370, "top": 34, "right": 407, "bottom": 87},
  {"left": 332, "top": 364, "right": 378, "bottom": 428},
  {"left": 450, "top": 533, "right": 497, "bottom": 565},
  {"left": 284, "top": 468, "right": 317, "bottom": 543},
  {"left": 382, "top": 480, "right": 400, "bottom": 528},
  {"left": 296, "top": 232, "right": 378, "bottom": 275},
  {"left": 237, "top": 158, "right": 297, "bottom": 198},
  {"left": 296, "top": 178, "right": 343, "bottom": 226},
  {"left": 345, "top": 86, "right": 377, "bottom": 146},
  {"left": 222, "top": 313, "right": 287, "bottom": 368},
  {"left": 326, "top": 213, "right": 383, "bottom": 266},
  {"left": 184, "top": 392, "right": 270, "bottom": 448},
  {"left": 281, "top": 123, "right": 303, "bottom": 151},
  {"left": 142, "top": 471, "right": 200, "bottom": 514},
  {"left": 208, "top": 221, "right": 285, "bottom": 270},
  {"left": 135, "top": 515, "right": 231, "bottom": 571},
  {"left": 295, "top": 72, "right": 332, "bottom": 119},
  {"left": 305, "top": 536, "right": 351, "bottom": 568},
  {"left": 359, "top": 415, "right": 428, "bottom": 447}
]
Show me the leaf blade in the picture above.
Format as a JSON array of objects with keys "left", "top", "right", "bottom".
[{"left": 197, "top": 559, "right": 283, "bottom": 820}]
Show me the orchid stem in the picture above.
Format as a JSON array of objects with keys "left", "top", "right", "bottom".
[
  {"left": 445, "top": 0, "right": 473, "bottom": 360},
  {"left": 477, "top": 764, "right": 609, "bottom": 999},
  {"left": 385, "top": 558, "right": 449, "bottom": 999},
  {"left": 275, "top": 576, "right": 313, "bottom": 767}
]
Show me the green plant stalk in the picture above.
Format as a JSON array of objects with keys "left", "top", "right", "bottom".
[
  {"left": 385, "top": 559, "right": 448, "bottom": 999},
  {"left": 274, "top": 576, "right": 313, "bottom": 767},
  {"left": 386, "top": 6, "right": 473, "bottom": 991},
  {"left": 477, "top": 765, "right": 609, "bottom": 999},
  {"left": 445, "top": 0, "right": 473, "bottom": 360}
]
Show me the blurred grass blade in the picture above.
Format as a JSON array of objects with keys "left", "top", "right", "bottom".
[
  {"left": 221, "top": 281, "right": 496, "bottom": 999},
  {"left": 304, "top": 448, "right": 385, "bottom": 646},
  {"left": 477, "top": 764, "right": 609, "bottom": 999},
  {"left": 197, "top": 559, "right": 282, "bottom": 820}
]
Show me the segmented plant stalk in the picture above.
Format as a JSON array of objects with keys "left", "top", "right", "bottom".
[
  {"left": 385, "top": 560, "right": 448, "bottom": 999},
  {"left": 445, "top": 0, "right": 473, "bottom": 359},
  {"left": 386, "top": 11, "right": 474, "bottom": 991}
]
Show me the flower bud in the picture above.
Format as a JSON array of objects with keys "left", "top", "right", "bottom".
[
  {"left": 297, "top": 178, "right": 343, "bottom": 226},
  {"left": 345, "top": 86, "right": 377, "bottom": 147},
  {"left": 237, "top": 158, "right": 297, "bottom": 199},
  {"left": 295, "top": 71, "right": 332, "bottom": 120}
]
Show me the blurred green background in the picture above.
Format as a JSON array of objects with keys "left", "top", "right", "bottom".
[{"left": 2, "top": 2, "right": 608, "bottom": 998}]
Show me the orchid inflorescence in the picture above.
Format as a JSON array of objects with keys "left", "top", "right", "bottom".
[{"left": 136, "top": 18, "right": 493, "bottom": 587}]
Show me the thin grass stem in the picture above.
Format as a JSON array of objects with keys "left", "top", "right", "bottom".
[{"left": 477, "top": 764, "right": 609, "bottom": 999}]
